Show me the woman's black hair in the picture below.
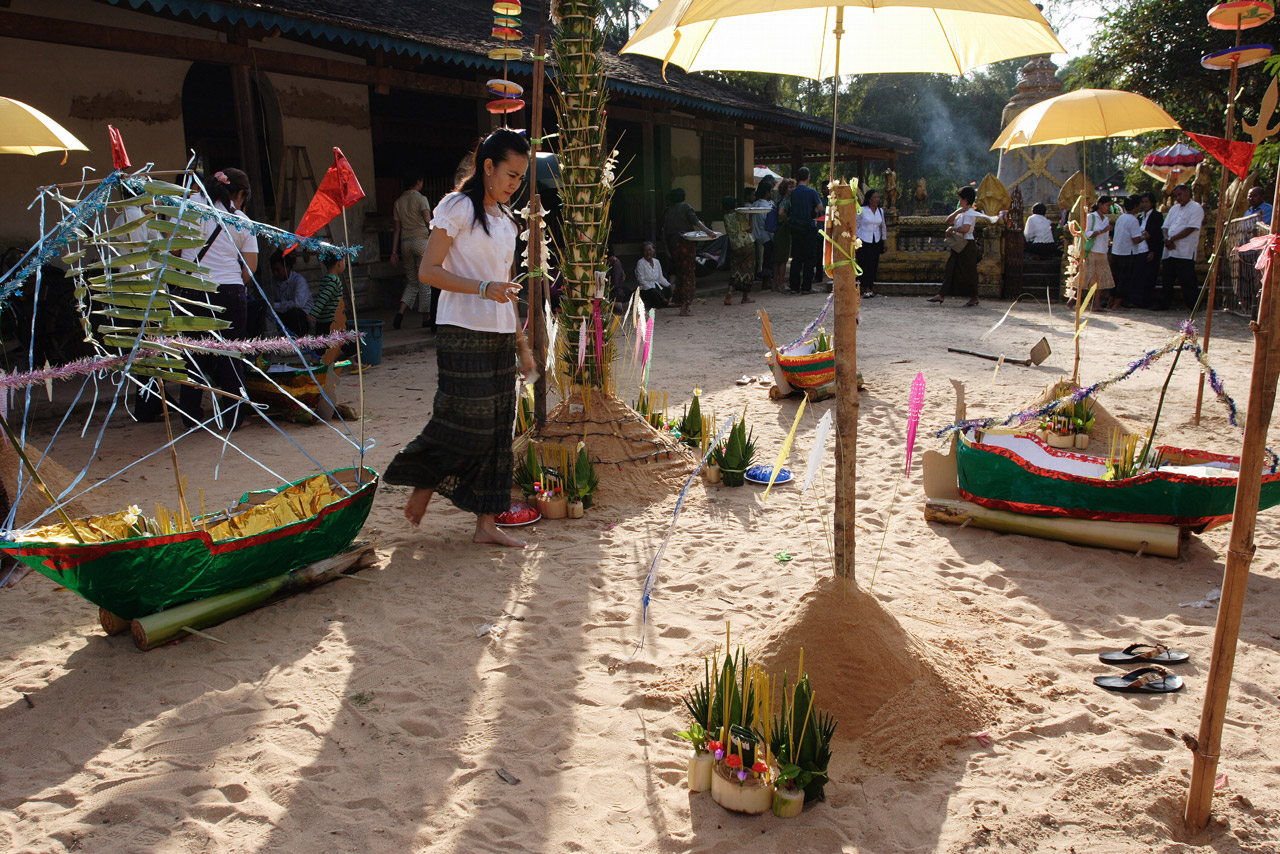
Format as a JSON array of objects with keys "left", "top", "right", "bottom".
[
  {"left": 208, "top": 167, "right": 251, "bottom": 211},
  {"left": 1096, "top": 195, "right": 1112, "bottom": 208},
  {"left": 456, "top": 128, "right": 530, "bottom": 234},
  {"left": 1123, "top": 195, "right": 1140, "bottom": 212},
  {"left": 1032, "top": 202, "right": 1047, "bottom": 215},
  {"left": 755, "top": 179, "right": 774, "bottom": 202},
  {"left": 722, "top": 194, "right": 738, "bottom": 212},
  {"left": 668, "top": 187, "right": 686, "bottom": 205},
  {"left": 403, "top": 170, "right": 424, "bottom": 189},
  {"left": 865, "top": 188, "right": 881, "bottom": 204},
  {"left": 958, "top": 186, "right": 976, "bottom": 204}
]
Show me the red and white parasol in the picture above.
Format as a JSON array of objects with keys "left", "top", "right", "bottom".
[{"left": 1141, "top": 141, "right": 1205, "bottom": 181}]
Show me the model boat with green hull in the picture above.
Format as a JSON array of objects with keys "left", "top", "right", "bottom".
[
  {"left": 958, "top": 430, "right": 1280, "bottom": 531},
  {"left": 0, "top": 467, "right": 377, "bottom": 620}
]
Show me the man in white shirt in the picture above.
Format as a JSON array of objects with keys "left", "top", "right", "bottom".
[
  {"left": 1109, "top": 196, "right": 1146, "bottom": 309},
  {"left": 1023, "top": 202, "right": 1058, "bottom": 258},
  {"left": 1161, "top": 184, "right": 1205, "bottom": 310}
]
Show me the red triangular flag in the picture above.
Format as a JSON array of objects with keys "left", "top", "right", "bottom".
[
  {"left": 107, "top": 125, "right": 131, "bottom": 171},
  {"left": 1185, "top": 132, "right": 1257, "bottom": 181},
  {"left": 294, "top": 147, "right": 366, "bottom": 241}
]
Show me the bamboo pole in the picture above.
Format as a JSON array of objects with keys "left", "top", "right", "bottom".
[
  {"left": 1184, "top": 178, "right": 1280, "bottom": 830},
  {"left": 831, "top": 180, "right": 859, "bottom": 582},
  {"left": 129, "top": 542, "right": 376, "bottom": 650},
  {"left": 1195, "top": 27, "right": 1244, "bottom": 426},
  {"left": 529, "top": 30, "right": 549, "bottom": 427}
]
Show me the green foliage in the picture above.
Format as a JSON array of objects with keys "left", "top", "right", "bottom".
[
  {"left": 768, "top": 673, "right": 837, "bottom": 803},
  {"left": 1070, "top": 0, "right": 1280, "bottom": 191},
  {"left": 513, "top": 442, "right": 542, "bottom": 499},
  {"left": 710, "top": 412, "right": 755, "bottom": 486},
  {"left": 683, "top": 646, "right": 759, "bottom": 765},
  {"left": 674, "top": 720, "right": 709, "bottom": 754},
  {"left": 570, "top": 443, "right": 599, "bottom": 508},
  {"left": 679, "top": 391, "right": 703, "bottom": 448}
]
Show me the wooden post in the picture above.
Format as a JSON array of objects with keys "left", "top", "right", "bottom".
[
  {"left": 228, "top": 26, "right": 265, "bottom": 223},
  {"left": 642, "top": 119, "right": 657, "bottom": 244},
  {"left": 528, "top": 33, "right": 549, "bottom": 427},
  {"left": 1195, "top": 29, "right": 1244, "bottom": 426},
  {"left": 831, "top": 181, "right": 859, "bottom": 582},
  {"left": 1184, "top": 180, "right": 1280, "bottom": 830}
]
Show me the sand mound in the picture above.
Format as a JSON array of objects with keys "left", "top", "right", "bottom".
[
  {"left": 0, "top": 442, "right": 97, "bottom": 526},
  {"left": 748, "top": 579, "right": 997, "bottom": 774},
  {"left": 530, "top": 388, "right": 695, "bottom": 503}
]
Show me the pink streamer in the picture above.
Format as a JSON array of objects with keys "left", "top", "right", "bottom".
[
  {"left": 0, "top": 332, "right": 360, "bottom": 392},
  {"left": 641, "top": 317, "right": 654, "bottom": 369},
  {"left": 593, "top": 300, "right": 605, "bottom": 368},
  {"left": 904, "top": 372, "right": 926, "bottom": 477}
]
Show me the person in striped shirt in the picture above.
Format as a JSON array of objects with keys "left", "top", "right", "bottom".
[{"left": 308, "top": 252, "right": 346, "bottom": 335}]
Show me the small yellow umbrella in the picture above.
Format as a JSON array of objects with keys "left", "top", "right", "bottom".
[
  {"left": 991, "top": 89, "right": 1181, "bottom": 383},
  {"left": 991, "top": 88, "right": 1181, "bottom": 150},
  {"left": 0, "top": 97, "right": 88, "bottom": 158}
]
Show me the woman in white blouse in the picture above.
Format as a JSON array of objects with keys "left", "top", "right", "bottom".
[
  {"left": 856, "top": 188, "right": 888, "bottom": 298},
  {"left": 633, "top": 241, "right": 673, "bottom": 309},
  {"left": 383, "top": 129, "right": 536, "bottom": 548}
]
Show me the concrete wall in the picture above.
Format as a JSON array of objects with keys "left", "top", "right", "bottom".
[
  {"left": 0, "top": 0, "right": 376, "bottom": 257},
  {"left": 669, "top": 125, "right": 701, "bottom": 213}
]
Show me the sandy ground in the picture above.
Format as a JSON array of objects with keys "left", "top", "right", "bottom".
[{"left": 2, "top": 285, "right": 1280, "bottom": 853}]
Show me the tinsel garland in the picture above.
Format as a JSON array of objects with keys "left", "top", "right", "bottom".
[
  {"left": 0, "top": 171, "right": 361, "bottom": 309},
  {"left": 935, "top": 324, "right": 1277, "bottom": 471},
  {"left": 0, "top": 331, "right": 359, "bottom": 391},
  {"left": 0, "top": 171, "right": 124, "bottom": 306}
]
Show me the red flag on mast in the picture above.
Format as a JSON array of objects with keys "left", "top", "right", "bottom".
[
  {"left": 107, "top": 125, "right": 131, "bottom": 171},
  {"left": 1184, "top": 132, "right": 1257, "bottom": 181},
  {"left": 290, "top": 147, "right": 365, "bottom": 249}
]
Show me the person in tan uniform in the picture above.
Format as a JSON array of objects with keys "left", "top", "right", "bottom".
[{"left": 390, "top": 171, "right": 434, "bottom": 329}]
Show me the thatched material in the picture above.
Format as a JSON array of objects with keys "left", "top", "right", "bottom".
[{"left": 523, "top": 390, "right": 695, "bottom": 503}]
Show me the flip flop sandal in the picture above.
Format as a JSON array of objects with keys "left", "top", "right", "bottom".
[
  {"left": 1094, "top": 665, "right": 1183, "bottom": 695},
  {"left": 1099, "top": 643, "right": 1189, "bottom": 666},
  {"left": 735, "top": 375, "right": 754, "bottom": 385}
]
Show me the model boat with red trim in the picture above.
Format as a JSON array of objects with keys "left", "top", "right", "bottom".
[
  {"left": 956, "top": 430, "right": 1280, "bottom": 531},
  {"left": 0, "top": 467, "right": 377, "bottom": 621}
]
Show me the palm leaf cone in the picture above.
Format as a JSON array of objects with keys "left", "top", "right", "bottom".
[{"left": 531, "top": 1, "right": 693, "bottom": 503}]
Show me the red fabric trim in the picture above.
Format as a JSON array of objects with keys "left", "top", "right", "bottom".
[
  {"left": 5, "top": 478, "right": 374, "bottom": 573},
  {"left": 958, "top": 488, "right": 1226, "bottom": 527}
]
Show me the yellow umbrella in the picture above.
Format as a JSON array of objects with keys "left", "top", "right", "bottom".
[
  {"left": 991, "top": 88, "right": 1180, "bottom": 150},
  {"left": 0, "top": 97, "right": 88, "bottom": 158},
  {"left": 622, "top": 0, "right": 1064, "bottom": 78},
  {"left": 991, "top": 89, "right": 1180, "bottom": 384}
]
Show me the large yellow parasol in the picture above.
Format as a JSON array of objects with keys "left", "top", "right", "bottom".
[
  {"left": 991, "top": 88, "right": 1181, "bottom": 150},
  {"left": 621, "top": 0, "right": 1064, "bottom": 78},
  {"left": 991, "top": 89, "right": 1181, "bottom": 384},
  {"left": 0, "top": 97, "right": 88, "bottom": 158},
  {"left": 622, "top": 0, "right": 1063, "bottom": 585}
]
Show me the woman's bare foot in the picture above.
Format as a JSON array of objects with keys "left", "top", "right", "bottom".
[
  {"left": 679, "top": 307, "right": 692, "bottom": 316},
  {"left": 473, "top": 514, "right": 526, "bottom": 548},
  {"left": 741, "top": 295, "right": 754, "bottom": 304},
  {"left": 724, "top": 291, "right": 733, "bottom": 305},
  {"left": 404, "top": 488, "right": 433, "bottom": 526}
]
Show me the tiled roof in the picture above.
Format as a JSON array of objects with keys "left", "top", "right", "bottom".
[{"left": 106, "top": 0, "right": 914, "bottom": 151}]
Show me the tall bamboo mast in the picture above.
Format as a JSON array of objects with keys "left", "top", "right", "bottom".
[
  {"left": 552, "top": 0, "right": 614, "bottom": 391},
  {"left": 1194, "top": 23, "right": 1245, "bottom": 425},
  {"left": 528, "top": 27, "right": 550, "bottom": 426},
  {"left": 1184, "top": 176, "right": 1280, "bottom": 830}
]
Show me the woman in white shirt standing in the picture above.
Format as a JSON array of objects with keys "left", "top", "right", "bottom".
[
  {"left": 1069, "top": 195, "right": 1115, "bottom": 312},
  {"left": 1108, "top": 195, "right": 1146, "bottom": 310},
  {"left": 856, "top": 188, "right": 888, "bottom": 298},
  {"left": 383, "top": 129, "right": 535, "bottom": 548},
  {"left": 929, "top": 186, "right": 981, "bottom": 306},
  {"left": 178, "top": 167, "right": 258, "bottom": 429}
]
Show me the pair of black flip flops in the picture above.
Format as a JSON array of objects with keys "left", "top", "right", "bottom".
[{"left": 1093, "top": 643, "right": 1189, "bottom": 694}]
